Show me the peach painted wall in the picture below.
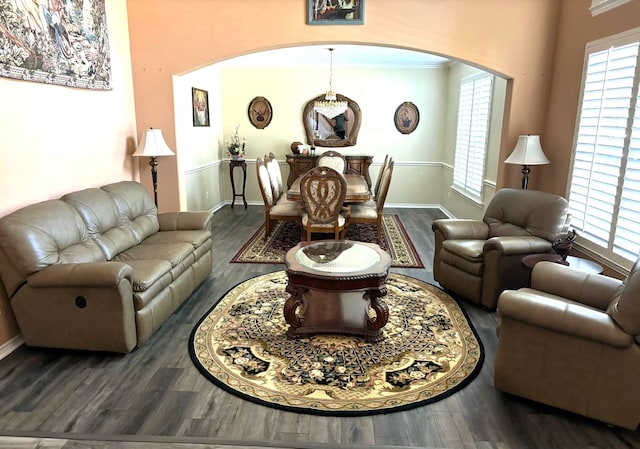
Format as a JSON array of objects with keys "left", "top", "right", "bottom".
[
  {"left": 126, "top": 0, "right": 562, "bottom": 211},
  {"left": 543, "top": 0, "right": 640, "bottom": 196},
  {"left": 0, "top": 0, "right": 137, "bottom": 347}
]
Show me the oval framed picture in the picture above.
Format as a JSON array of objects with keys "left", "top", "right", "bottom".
[
  {"left": 394, "top": 101, "right": 419, "bottom": 134},
  {"left": 248, "top": 96, "right": 273, "bottom": 129}
]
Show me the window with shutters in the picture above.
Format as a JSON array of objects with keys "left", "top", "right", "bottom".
[
  {"left": 452, "top": 74, "right": 493, "bottom": 201},
  {"left": 567, "top": 27, "right": 640, "bottom": 267}
]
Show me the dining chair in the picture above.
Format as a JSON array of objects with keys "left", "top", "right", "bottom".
[
  {"left": 316, "top": 150, "right": 346, "bottom": 174},
  {"left": 299, "top": 166, "right": 350, "bottom": 241},
  {"left": 256, "top": 157, "right": 300, "bottom": 237},
  {"left": 350, "top": 159, "right": 394, "bottom": 244},
  {"left": 372, "top": 154, "right": 389, "bottom": 199},
  {"left": 266, "top": 152, "right": 285, "bottom": 200}
]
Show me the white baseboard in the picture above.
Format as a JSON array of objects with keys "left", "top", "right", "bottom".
[{"left": 0, "top": 334, "right": 23, "bottom": 360}]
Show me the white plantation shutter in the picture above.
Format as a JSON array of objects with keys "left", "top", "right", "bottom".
[
  {"left": 568, "top": 29, "right": 640, "bottom": 264},
  {"left": 453, "top": 74, "right": 493, "bottom": 200},
  {"left": 614, "top": 87, "right": 640, "bottom": 260}
]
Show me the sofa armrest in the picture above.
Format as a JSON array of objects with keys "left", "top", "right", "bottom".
[
  {"left": 484, "top": 236, "right": 552, "bottom": 255},
  {"left": 432, "top": 219, "right": 489, "bottom": 240},
  {"left": 498, "top": 290, "right": 632, "bottom": 348},
  {"left": 27, "top": 262, "right": 133, "bottom": 288},
  {"left": 158, "top": 211, "right": 212, "bottom": 231},
  {"left": 531, "top": 261, "right": 622, "bottom": 310}
]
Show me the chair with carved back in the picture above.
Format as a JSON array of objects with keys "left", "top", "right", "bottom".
[
  {"left": 316, "top": 150, "right": 347, "bottom": 174},
  {"left": 372, "top": 154, "right": 389, "bottom": 199},
  {"left": 350, "top": 159, "right": 394, "bottom": 244},
  {"left": 256, "top": 157, "right": 300, "bottom": 237},
  {"left": 299, "top": 166, "right": 350, "bottom": 241},
  {"left": 266, "top": 152, "right": 285, "bottom": 200}
]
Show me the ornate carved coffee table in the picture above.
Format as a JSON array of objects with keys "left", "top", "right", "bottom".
[{"left": 284, "top": 240, "right": 392, "bottom": 342}]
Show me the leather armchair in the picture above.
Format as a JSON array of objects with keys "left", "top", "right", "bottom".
[
  {"left": 432, "top": 188, "right": 569, "bottom": 309},
  {"left": 494, "top": 258, "right": 640, "bottom": 430}
]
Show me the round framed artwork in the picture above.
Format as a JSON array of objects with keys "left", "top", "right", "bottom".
[
  {"left": 248, "top": 96, "right": 273, "bottom": 129},
  {"left": 394, "top": 101, "right": 419, "bottom": 134}
]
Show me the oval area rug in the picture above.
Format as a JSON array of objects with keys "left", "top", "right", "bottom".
[{"left": 189, "top": 271, "right": 484, "bottom": 416}]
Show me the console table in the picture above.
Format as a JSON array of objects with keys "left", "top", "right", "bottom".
[
  {"left": 284, "top": 240, "right": 391, "bottom": 342},
  {"left": 285, "top": 154, "right": 373, "bottom": 189}
]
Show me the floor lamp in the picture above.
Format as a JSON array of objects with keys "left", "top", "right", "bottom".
[
  {"left": 504, "top": 135, "right": 550, "bottom": 189},
  {"left": 132, "top": 128, "right": 175, "bottom": 207}
]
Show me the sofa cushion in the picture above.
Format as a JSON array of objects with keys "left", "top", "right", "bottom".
[
  {"left": 114, "top": 242, "right": 194, "bottom": 268},
  {"left": 143, "top": 230, "right": 211, "bottom": 248},
  {"left": 440, "top": 240, "right": 484, "bottom": 277},
  {"left": 62, "top": 188, "right": 141, "bottom": 260},
  {"left": 607, "top": 258, "right": 640, "bottom": 336},
  {"left": 442, "top": 239, "right": 484, "bottom": 261},
  {"left": 101, "top": 181, "right": 159, "bottom": 243},
  {"left": 484, "top": 188, "right": 569, "bottom": 241},
  {"left": 124, "top": 259, "right": 173, "bottom": 293}
]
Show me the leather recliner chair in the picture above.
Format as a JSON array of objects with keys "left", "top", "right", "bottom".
[
  {"left": 494, "top": 258, "right": 640, "bottom": 430},
  {"left": 432, "top": 188, "right": 570, "bottom": 309}
]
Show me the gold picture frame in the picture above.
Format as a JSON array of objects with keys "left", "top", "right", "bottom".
[
  {"left": 394, "top": 102, "right": 419, "bottom": 134},
  {"left": 248, "top": 96, "right": 273, "bottom": 129},
  {"left": 192, "top": 88, "right": 210, "bottom": 127}
]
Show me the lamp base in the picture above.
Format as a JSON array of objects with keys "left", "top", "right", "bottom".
[
  {"left": 521, "top": 165, "right": 531, "bottom": 189},
  {"left": 149, "top": 156, "right": 159, "bottom": 207}
]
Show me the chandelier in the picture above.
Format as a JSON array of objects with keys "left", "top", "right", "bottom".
[{"left": 314, "top": 48, "right": 348, "bottom": 118}]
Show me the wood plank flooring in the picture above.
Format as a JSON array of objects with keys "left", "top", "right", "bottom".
[{"left": 0, "top": 206, "right": 639, "bottom": 449}]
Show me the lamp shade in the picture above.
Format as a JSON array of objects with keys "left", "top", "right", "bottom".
[
  {"left": 132, "top": 128, "right": 175, "bottom": 157},
  {"left": 504, "top": 135, "right": 550, "bottom": 165}
]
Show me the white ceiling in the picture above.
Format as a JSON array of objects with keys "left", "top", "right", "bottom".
[{"left": 219, "top": 44, "right": 450, "bottom": 68}]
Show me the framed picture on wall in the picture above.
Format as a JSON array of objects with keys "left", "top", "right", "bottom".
[
  {"left": 394, "top": 102, "right": 420, "bottom": 134},
  {"left": 248, "top": 96, "right": 273, "bottom": 129},
  {"left": 192, "top": 88, "right": 210, "bottom": 127},
  {"left": 307, "top": 0, "right": 364, "bottom": 25}
]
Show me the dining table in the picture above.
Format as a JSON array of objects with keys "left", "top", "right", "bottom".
[{"left": 286, "top": 173, "right": 371, "bottom": 203}]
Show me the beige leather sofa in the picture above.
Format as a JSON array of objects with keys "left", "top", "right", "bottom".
[
  {"left": 0, "top": 181, "right": 213, "bottom": 353},
  {"left": 432, "top": 188, "right": 569, "bottom": 309},
  {"left": 495, "top": 259, "right": 640, "bottom": 430}
]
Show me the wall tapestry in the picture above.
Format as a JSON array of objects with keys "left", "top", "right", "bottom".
[{"left": 0, "top": 0, "right": 112, "bottom": 90}]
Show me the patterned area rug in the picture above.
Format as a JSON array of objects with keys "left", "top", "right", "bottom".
[
  {"left": 189, "top": 271, "right": 484, "bottom": 416},
  {"left": 230, "top": 215, "right": 424, "bottom": 268}
]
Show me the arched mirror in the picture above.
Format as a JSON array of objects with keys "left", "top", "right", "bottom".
[{"left": 303, "top": 94, "right": 362, "bottom": 147}]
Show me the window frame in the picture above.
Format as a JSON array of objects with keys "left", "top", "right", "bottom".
[
  {"left": 451, "top": 73, "right": 494, "bottom": 203},
  {"left": 566, "top": 26, "right": 640, "bottom": 273}
]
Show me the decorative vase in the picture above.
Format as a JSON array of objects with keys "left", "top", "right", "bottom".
[{"left": 552, "top": 229, "right": 577, "bottom": 261}]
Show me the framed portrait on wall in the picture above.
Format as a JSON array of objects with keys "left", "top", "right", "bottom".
[
  {"left": 394, "top": 102, "right": 420, "bottom": 134},
  {"left": 248, "top": 96, "right": 273, "bottom": 129},
  {"left": 307, "top": 0, "right": 364, "bottom": 25},
  {"left": 192, "top": 88, "right": 210, "bottom": 127}
]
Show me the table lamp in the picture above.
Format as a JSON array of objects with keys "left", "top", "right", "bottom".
[
  {"left": 132, "top": 128, "right": 175, "bottom": 207},
  {"left": 504, "top": 135, "right": 550, "bottom": 189}
]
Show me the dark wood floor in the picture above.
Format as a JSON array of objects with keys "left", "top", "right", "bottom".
[{"left": 0, "top": 206, "right": 639, "bottom": 449}]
